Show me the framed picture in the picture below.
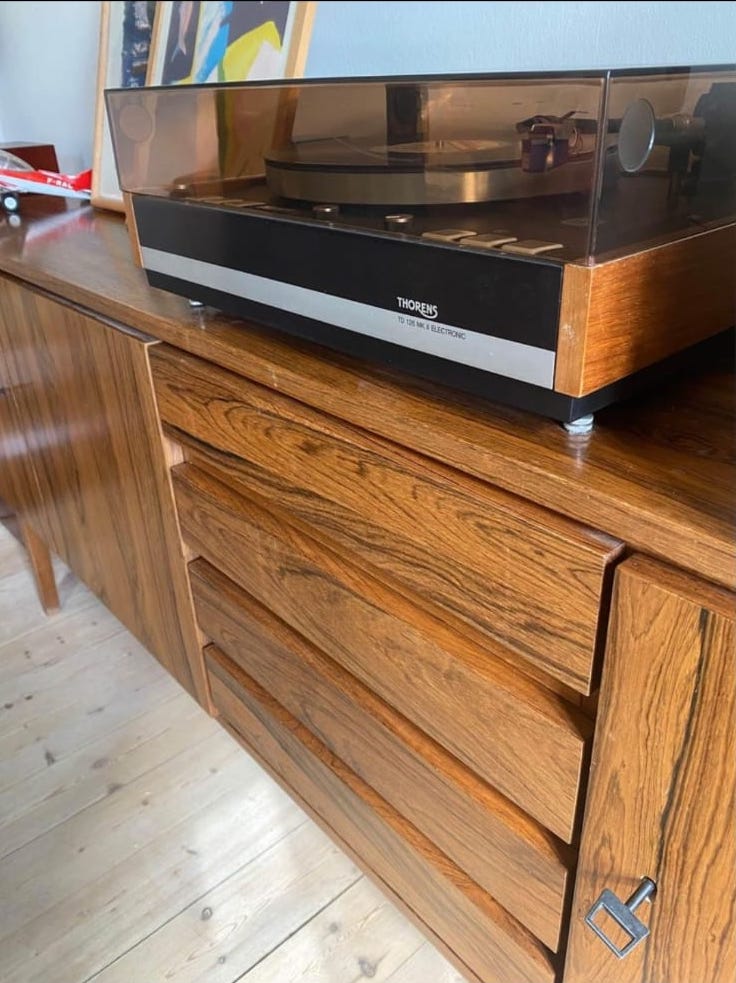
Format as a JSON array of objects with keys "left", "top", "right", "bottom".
[
  {"left": 92, "top": 1, "right": 157, "bottom": 211},
  {"left": 146, "top": 2, "right": 316, "bottom": 86}
]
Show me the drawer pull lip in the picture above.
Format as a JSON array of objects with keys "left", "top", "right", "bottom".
[{"left": 584, "top": 876, "right": 657, "bottom": 959}]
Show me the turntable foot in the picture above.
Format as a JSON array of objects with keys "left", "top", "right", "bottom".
[
  {"left": 188, "top": 299, "right": 204, "bottom": 308},
  {"left": 563, "top": 414, "right": 595, "bottom": 435}
]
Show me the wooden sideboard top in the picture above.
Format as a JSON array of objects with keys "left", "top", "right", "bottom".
[{"left": 0, "top": 201, "right": 734, "bottom": 589}]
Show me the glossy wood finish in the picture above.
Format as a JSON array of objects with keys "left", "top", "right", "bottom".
[
  {"left": 0, "top": 206, "right": 731, "bottom": 589},
  {"left": 17, "top": 518, "right": 59, "bottom": 614},
  {"left": 0, "top": 314, "right": 38, "bottom": 519},
  {"left": 556, "top": 226, "right": 736, "bottom": 396},
  {"left": 175, "top": 461, "right": 591, "bottom": 841},
  {"left": 191, "top": 557, "right": 572, "bottom": 951},
  {"left": 0, "top": 278, "right": 208, "bottom": 704},
  {"left": 181, "top": 432, "right": 586, "bottom": 711},
  {"left": 153, "top": 345, "right": 621, "bottom": 694},
  {"left": 122, "top": 194, "right": 144, "bottom": 267},
  {"left": 0, "top": 398, "right": 58, "bottom": 624},
  {"left": 555, "top": 263, "right": 591, "bottom": 397},
  {"left": 565, "top": 557, "right": 736, "bottom": 983},
  {"left": 207, "top": 646, "right": 558, "bottom": 983}
]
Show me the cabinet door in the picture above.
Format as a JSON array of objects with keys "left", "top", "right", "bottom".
[
  {"left": 565, "top": 555, "right": 735, "bottom": 983},
  {"left": 0, "top": 278, "right": 207, "bottom": 705},
  {"left": 0, "top": 322, "right": 37, "bottom": 516}
]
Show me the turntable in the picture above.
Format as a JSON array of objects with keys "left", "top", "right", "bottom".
[{"left": 106, "top": 67, "right": 736, "bottom": 425}]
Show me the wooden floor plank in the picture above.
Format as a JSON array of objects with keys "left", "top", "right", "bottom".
[
  {"left": 0, "top": 672, "right": 179, "bottom": 795},
  {"left": 0, "top": 775, "right": 306, "bottom": 983},
  {"left": 242, "top": 877, "right": 428, "bottom": 983},
  {"left": 386, "top": 943, "right": 470, "bottom": 982},
  {"left": 0, "top": 690, "right": 206, "bottom": 855},
  {"left": 0, "top": 600, "right": 119, "bottom": 690},
  {"left": 0, "top": 730, "right": 245, "bottom": 939},
  {"left": 0, "top": 629, "right": 165, "bottom": 742},
  {"left": 90, "top": 821, "right": 361, "bottom": 983},
  {"left": 0, "top": 524, "right": 37, "bottom": 579},
  {"left": 0, "top": 562, "right": 92, "bottom": 647},
  {"left": 0, "top": 604, "right": 122, "bottom": 698}
]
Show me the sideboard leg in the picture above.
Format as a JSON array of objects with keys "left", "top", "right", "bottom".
[{"left": 18, "top": 519, "right": 60, "bottom": 614}]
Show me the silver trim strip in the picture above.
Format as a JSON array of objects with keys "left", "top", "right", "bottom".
[{"left": 142, "top": 247, "right": 555, "bottom": 389}]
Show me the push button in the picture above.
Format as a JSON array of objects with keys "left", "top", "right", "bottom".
[
  {"left": 500, "top": 239, "right": 564, "bottom": 255},
  {"left": 460, "top": 233, "right": 518, "bottom": 249},
  {"left": 421, "top": 229, "right": 477, "bottom": 243}
]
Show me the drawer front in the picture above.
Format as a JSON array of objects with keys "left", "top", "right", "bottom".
[
  {"left": 152, "top": 345, "right": 622, "bottom": 694},
  {"left": 173, "top": 462, "right": 591, "bottom": 842},
  {"left": 207, "top": 646, "right": 557, "bottom": 983},
  {"left": 192, "top": 557, "right": 572, "bottom": 951}
]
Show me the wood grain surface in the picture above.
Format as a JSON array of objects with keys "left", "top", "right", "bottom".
[
  {"left": 0, "top": 278, "right": 208, "bottom": 704},
  {"left": 152, "top": 344, "right": 621, "bottom": 694},
  {"left": 0, "top": 206, "right": 731, "bottom": 589},
  {"left": 191, "top": 557, "right": 573, "bottom": 950},
  {"left": 174, "top": 462, "right": 591, "bottom": 841},
  {"left": 565, "top": 556, "right": 736, "bottom": 983},
  {"left": 182, "top": 435, "right": 594, "bottom": 708},
  {"left": 556, "top": 225, "right": 736, "bottom": 396},
  {"left": 0, "top": 312, "right": 39, "bottom": 518},
  {"left": 17, "top": 518, "right": 59, "bottom": 614},
  {"left": 207, "top": 647, "right": 558, "bottom": 983},
  {"left": 555, "top": 263, "right": 593, "bottom": 397}
]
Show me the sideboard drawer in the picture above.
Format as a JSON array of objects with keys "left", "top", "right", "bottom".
[
  {"left": 191, "top": 556, "right": 574, "bottom": 951},
  {"left": 172, "top": 461, "right": 591, "bottom": 843},
  {"left": 207, "top": 645, "right": 558, "bottom": 983},
  {"left": 152, "top": 344, "right": 622, "bottom": 695}
]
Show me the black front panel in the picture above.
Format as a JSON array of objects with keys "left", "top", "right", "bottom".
[
  {"left": 148, "top": 264, "right": 576, "bottom": 418},
  {"left": 134, "top": 196, "right": 563, "bottom": 351}
]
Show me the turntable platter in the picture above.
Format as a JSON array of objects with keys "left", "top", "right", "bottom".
[
  {"left": 371, "top": 138, "right": 511, "bottom": 157},
  {"left": 265, "top": 136, "right": 593, "bottom": 206}
]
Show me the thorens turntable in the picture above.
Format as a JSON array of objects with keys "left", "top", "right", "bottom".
[{"left": 106, "top": 66, "right": 736, "bottom": 424}]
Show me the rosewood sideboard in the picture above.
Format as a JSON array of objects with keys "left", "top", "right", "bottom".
[{"left": 0, "top": 201, "right": 733, "bottom": 983}]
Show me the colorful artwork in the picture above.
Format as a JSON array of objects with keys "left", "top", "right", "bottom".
[
  {"left": 93, "top": 1, "right": 158, "bottom": 210},
  {"left": 152, "top": 1, "right": 308, "bottom": 86},
  {"left": 121, "top": 1, "right": 157, "bottom": 87}
]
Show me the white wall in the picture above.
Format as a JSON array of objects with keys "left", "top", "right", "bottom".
[
  {"left": 307, "top": 1, "right": 736, "bottom": 77},
  {"left": 0, "top": 1, "right": 100, "bottom": 172},
  {"left": 0, "top": 1, "right": 733, "bottom": 172}
]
